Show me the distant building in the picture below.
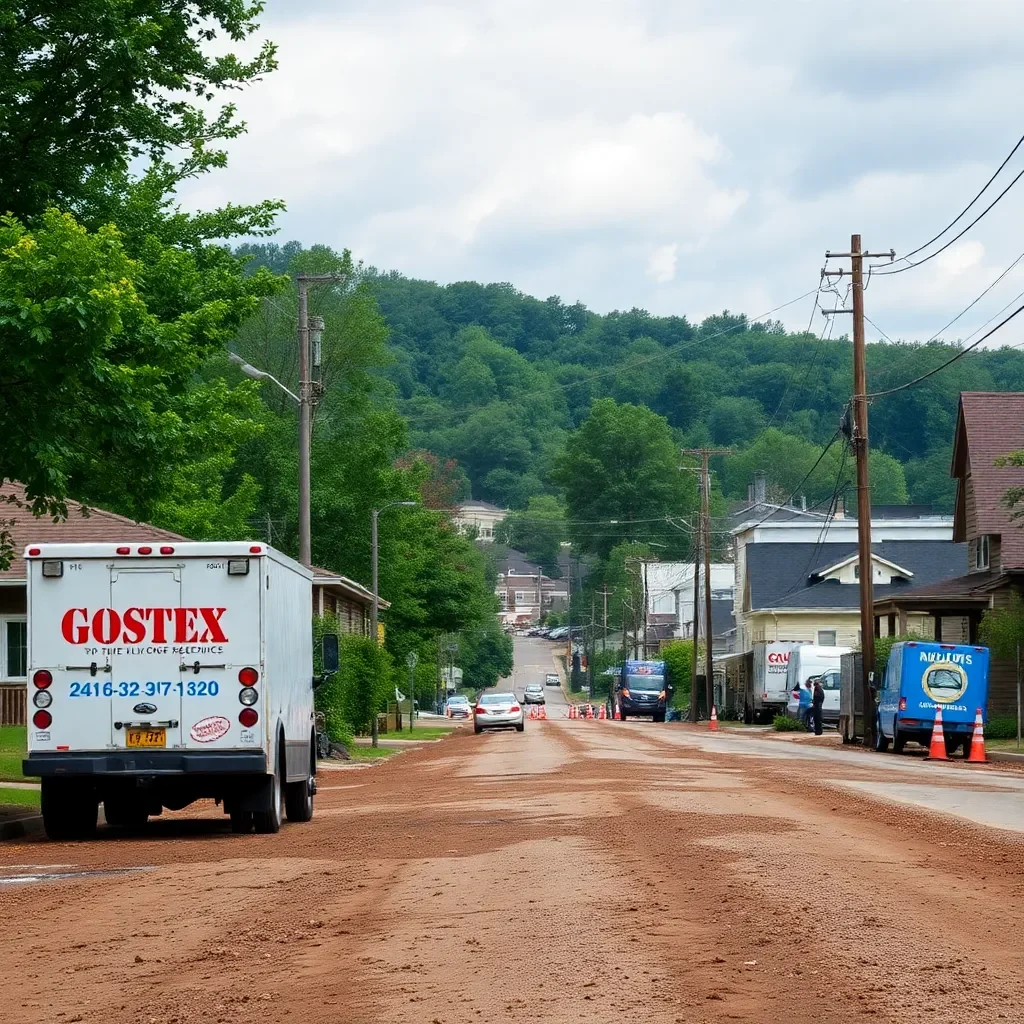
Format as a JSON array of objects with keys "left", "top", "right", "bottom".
[
  {"left": 644, "top": 561, "right": 735, "bottom": 652},
  {"left": 495, "top": 549, "right": 568, "bottom": 625},
  {"left": 453, "top": 500, "right": 507, "bottom": 543}
]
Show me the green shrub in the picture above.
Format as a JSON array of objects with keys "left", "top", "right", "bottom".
[
  {"left": 986, "top": 715, "right": 1019, "bottom": 740},
  {"left": 773, "top": 713, "right": 805, "bottom": 732}
]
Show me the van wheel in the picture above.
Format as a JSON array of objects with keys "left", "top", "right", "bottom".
[
  {"left": 892, "top": 723, "right": 906, "bottom": 755},
  {"left": 41, "top": 779, "right": 98, "bottom": 842},
  {"left": 253, "top": 747, "right": 284, "bottom": 834},
  {"left": 874, "top": 716, "right": 890, "bottom": 752}
]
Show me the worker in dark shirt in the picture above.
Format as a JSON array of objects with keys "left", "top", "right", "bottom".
[{"left": 811, "top": 676, "right": 825, "bottom": 736}]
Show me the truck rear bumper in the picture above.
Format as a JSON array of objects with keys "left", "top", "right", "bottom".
[{"left": 23, "top": 751, "right": 268, "bottom": 777}]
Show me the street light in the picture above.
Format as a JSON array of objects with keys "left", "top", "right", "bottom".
[{"left": 370, "top": 500, "right": 417, "bottom": 746}]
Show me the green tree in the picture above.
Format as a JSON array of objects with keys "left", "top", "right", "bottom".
[
  {"left": 0, "top": 2, "right": 277, "bottom": 223},
  {"left": 708, "top": 396, "right": 766, "bottom": 446},
  {"left": 497, "top": 495, "right": 566, "bottom": 574},
  {"left": 552, "top": 399, "right": 698, "bottom": 559}
]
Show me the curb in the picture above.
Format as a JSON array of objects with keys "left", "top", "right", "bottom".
[
  {"left": 0, "top": 814, "right": 43, "bottom": 841},
  {"left": 989, "top": 749, "right": 1024, "bottom": 765}
]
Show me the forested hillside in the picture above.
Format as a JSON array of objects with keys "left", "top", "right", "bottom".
[{"left": 365, "top": 270, "right": 1024, "bottom": 515}]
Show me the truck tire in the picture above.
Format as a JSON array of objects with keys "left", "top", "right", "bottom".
[
  {"left": 230, "top": 809, "right": 253, "bottom": 834},
  {"left": 253, "top": 747, "right": 284, "bottom": 834},
  {"left": 41, "top": 779, "right": 98, "bottom": 841},
  {"left": 285, "top": 742, "right": 315, "bottom": 823}
]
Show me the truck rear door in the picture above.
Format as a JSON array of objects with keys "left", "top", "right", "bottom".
[{"left": 108, "top": 566, "right": 184, "bottom": 750}]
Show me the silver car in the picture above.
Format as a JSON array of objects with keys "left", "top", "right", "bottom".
[
  {"left": 523, "top": 683, "right": 545, "bottom": 704},
  {"left": 474, "top": 692, "right": 525, "bottom": 734}
]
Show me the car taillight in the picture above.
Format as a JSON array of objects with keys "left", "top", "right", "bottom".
[
  {"left": 898, "top": 697, "right": 907, "bottom": 711},
  {"left": 239, "top": 708, "right": 258, "bottom": 727},
  {"left": 33, "top": 669, "right": 52, "bottom": 689},
  {"left": 475, "top": 706, "right": 486, "bottom": 714},
  {"left": 510, "top": 705, "right": 521, "bottom": 713},
  {"left": 33, "top": 710, "right": 52, "bottom": 729},
  {"left": 238, "top": 667, "right": 259, "bottom": 685}
]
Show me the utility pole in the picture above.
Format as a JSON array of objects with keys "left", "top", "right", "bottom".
[
  {"left": 296, "top": 274, "right": 344, "bottom": 568},
  {"left": 690, "top": 520, "right": 701, "bottom": 723},
  {"left": 682, "top": 448, "right": 732, "bottom": 721},
  {"left": 825, "top": 237, "right": 894, "bottom": 748},
  {"left": 642, "top": 561, "right": 649, "bottom": 660},
  {"left": 598, "top": 586, "right": 612, "bottom": 647}
]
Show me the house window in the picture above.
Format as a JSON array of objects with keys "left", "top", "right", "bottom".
[
  {"left": 976, "top": 535, "right": 991, "bottom": 570},
  {"left": 817, "top": 630, "right": 836, "bottom": 647},
  {"left": 514, "top": 591, "right": 528, "bottom": 603},
  {"left": 1, "top": 618, "right": 27, "bottom": 679}
]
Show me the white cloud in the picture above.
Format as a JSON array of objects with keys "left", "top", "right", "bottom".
[
  {"left": 647, "top": 243, "right": 679, "bottom": 283},
  {"left": 179, "top": 0, "right": 1024, "bottom": 343}
]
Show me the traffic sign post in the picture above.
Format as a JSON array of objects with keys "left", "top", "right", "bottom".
[{"left": 406, "top": 651, "right": 418, "bottom": 732}]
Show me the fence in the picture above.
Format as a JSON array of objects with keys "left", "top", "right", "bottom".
[{"left": 1, "top": 684, "right": 27, "bottom": 726}]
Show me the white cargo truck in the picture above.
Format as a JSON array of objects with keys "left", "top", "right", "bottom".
[
  {"left": 22, "top": 541, "right": 324, "bottom": 840},
  {"left": 749, "top": 641, "right": 799, "bottom": 722}
]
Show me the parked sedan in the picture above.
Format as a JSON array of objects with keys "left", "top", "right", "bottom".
[
  {"left": 446, "top": 695, "right": 471, "bottom": 719},
  {"left": 522, "top": 683, "right": 546, "bottom": 704},
  {"left": 474, "top": 692, "right": 525, "bottom": 734},
  {"left": 544, "top": 673, "right": 560, "bottom": 687}
]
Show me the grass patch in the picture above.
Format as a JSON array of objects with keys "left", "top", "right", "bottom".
[
  {"left": 0, "top": 725, "right": 27, "bottom": 783},
  {"left": 0, "top": 786, "right": 39, "bottom": 809},
  {"left": 989, "top": 737, "right": 1023, "bottom": 751},
  {"left": 387, "top": 726, "right": 460, "bottom": 741},
  {"left": 348, "top": 745, "right": 398, "bottom": 762}
]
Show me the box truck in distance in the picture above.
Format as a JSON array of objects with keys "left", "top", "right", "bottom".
[{"left": 22, "top": 542, "right": 324, "bottom": 841}]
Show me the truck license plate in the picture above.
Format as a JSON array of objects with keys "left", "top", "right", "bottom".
[{"left": 126, "top": 728, "right": 166, "bottom": 748}]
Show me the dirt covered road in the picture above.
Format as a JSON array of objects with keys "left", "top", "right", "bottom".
[{"left": 1, "top": 716, "right": 1022, "bottom": 1024}]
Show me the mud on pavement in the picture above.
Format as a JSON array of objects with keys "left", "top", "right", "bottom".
[{"left": 1, "top": 720, "right": 1022, "bottom": 1024}]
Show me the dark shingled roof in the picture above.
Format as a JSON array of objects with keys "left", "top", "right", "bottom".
[{"left": 746, "top": 540, "right": 966, "bottom": 611}]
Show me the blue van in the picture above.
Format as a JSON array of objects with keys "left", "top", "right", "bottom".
[
  {"left": 613, "top": 660, "right": 670, "bottom": 722},
  {"left": 875, "top": 641, "right": 989, "bottom": 756}
]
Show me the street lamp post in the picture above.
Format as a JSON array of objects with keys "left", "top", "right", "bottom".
[{"left": 370, "top": 501, "right": 417, "bottom": 746}]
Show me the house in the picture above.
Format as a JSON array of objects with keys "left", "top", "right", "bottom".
[
  {"left": 644, "top": 561, "right": 735, "bottom": 651},
  {"left": 873, "top": 393, "right": 1024, "bottom": 717},
  {"left": 732, "top": 498, "right": 955, "bottom": 652},
  {"left": 495, "top": 549, "right": 568, "bottom": 625},
  {"left": 743, "top": 538, "right": 965, "bottom": 648},
  {"left": 0, "top": 482, "right": 381, "bottom": 725},
  {"left": 453, "top": 500, "right": 507, "bottom": 543}
]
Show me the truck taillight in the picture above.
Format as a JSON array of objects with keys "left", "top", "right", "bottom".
[
  {"left": 27, "top": 547, "right": 40, "bottom": 556},
  {"left": 160, "top": 546, "right": 175, "bottom": 554},
  {"left": 33, "top": 670, "right": 52, "bottom": 689},
  {"left": 138, "top": 546, "right": 152, "bottom": 555},
  {"left": 116, "top": 546, "right": 130, "bottom": 554},
  {"left": 239, "top": 708, "right": 258, "bottom": 728},
  {"left": 898, "top": 697, "right": 907, "bottom": 711},
  {"left": 33, "top": 710, "right": 52, "bottom": 729},
  {"left": 238, "top": 667, "right": 259, "bottom": 685}
]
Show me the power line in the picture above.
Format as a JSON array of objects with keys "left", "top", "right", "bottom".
[
  {"left": 890, "top": 130, "right": 1024, "bottom": 266},
  {"left": 863, "top": 299, "right": 1024, "bottom": 399},
  {"left": 873, "top": 164, "right": 1024, "bottom": 277}
]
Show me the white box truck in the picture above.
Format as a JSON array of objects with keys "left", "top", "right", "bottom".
[
  {"left": 750, "top": 641, "right": 799, "bottom": 722},
  {"left": 22, "top": 541, "right": 323, "bottom": 840}
]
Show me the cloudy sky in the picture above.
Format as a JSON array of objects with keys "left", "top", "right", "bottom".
[{"left": 183, "top": 0, "right": 1024, "bottom": 342}]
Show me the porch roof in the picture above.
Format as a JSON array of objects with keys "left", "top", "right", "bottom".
[{"left": 872, "top": 570, "right": 1001, "bottom": 614}]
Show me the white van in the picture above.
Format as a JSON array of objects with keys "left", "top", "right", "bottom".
[
  {"left": 785, "top": 644, "right": 852, "bottom": 724},
  {"left": 22, "top": 541, "right": 322, "bottom": 840}
]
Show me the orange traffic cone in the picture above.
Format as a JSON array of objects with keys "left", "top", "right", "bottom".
[
  {"left": 967, "top": 708, "right": 988, "bottom": 764},
  {"left": 926, "top": 706, "right": 949, "bottom": 761},
  {"left": 586, "top": 704, "right": 594, "bottom": 720},
  {"left": 569, "top": 704, "right": 577, "bottom": 720},
  {"left": 709, "top": 705, "right": 719, "bottom": 732},
  {"left": 539, "top": 705, "right": 547, "bottom": 721},
  {"left": 598, "top": 703, "right": 607, "bottom": 720},
  {"left": 614, "top": 702, "right": 621, "bottom": 721}
]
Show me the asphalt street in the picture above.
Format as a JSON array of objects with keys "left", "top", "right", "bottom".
[{"left": 0, "top": 634, "right": 1021, "bottom": 1024}]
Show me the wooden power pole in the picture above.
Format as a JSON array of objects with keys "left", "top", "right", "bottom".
[
  {"left": 682, "top": 448, "right": 731, "bottom": 720},
  {"left": 824, "top": 235, "right": 895, "bottom": 748}
]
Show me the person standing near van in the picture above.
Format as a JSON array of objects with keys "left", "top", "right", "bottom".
[
  {"left": 811, "top": 677, "right": 825, "bottom": 735},
  {"left": 798, "top": 681, "right": 812, "bottom": 730}
]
